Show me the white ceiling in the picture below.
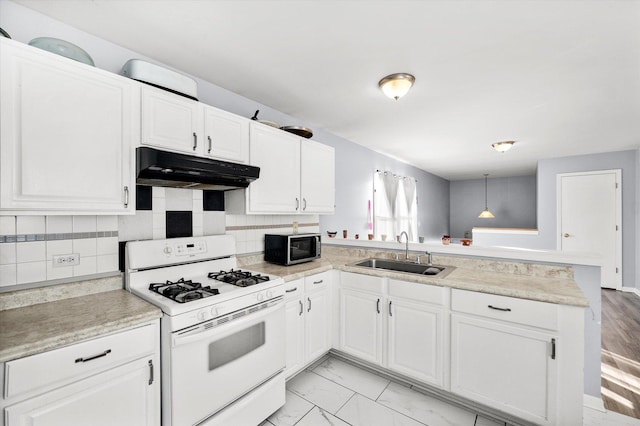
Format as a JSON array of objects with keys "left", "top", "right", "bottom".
[{"left": 14, "top": 0, "right": 640, "bottom": 180}]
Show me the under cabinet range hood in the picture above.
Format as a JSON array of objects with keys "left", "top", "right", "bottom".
[{"left": 136, "top": 147, "right": 260, "bottom": 190}]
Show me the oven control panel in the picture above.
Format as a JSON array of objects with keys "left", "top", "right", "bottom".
[{"left": 164, "top": 241, "right": 207, "bottom": 257}]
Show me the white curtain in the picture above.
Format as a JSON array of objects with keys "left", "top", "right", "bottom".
[{"left": 374, "top": 171, "right": 418, "bottom": 241}]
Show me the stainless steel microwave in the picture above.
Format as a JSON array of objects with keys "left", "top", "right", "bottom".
[{"left": 264, "top": 233, "right": 321, "bottom": 265}]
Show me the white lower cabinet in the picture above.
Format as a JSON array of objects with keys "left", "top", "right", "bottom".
[
  {"left": 1, "top": 322, "right": 160, "bottom": 426},
  {"left": 284, "top": 272, "right": 331, "bottom": 378}
]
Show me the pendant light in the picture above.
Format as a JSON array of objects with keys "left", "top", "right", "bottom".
[
  {"left": 478, "top": 174, "right": 495, "bottom": 218},
  {"left": 378, "top": 73, "right": 415, "bottom": 100}
]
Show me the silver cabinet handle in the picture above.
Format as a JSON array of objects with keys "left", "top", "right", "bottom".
[
  {"left": 376, "top": 298, "right": 380, "bottom": 314},
  {"left": 148, "top": 360, "right": 154, "bottom": 385},
  {"left": 207, "top": 135, "right": 212, "bottom": 153},
  {"left": 303, "top": 198, "right": 307, "bottom": 211},
  {"left": 313, "top": 280, "right": 323, "bottom": 285},
  {"left": 295, "top": 198, "right": 299, "bottom": 211},
  {"left": 285, "top": 287, "right": 298, "bottom": 293},
  {"left": 563, "top": 233, "right": 570, "bottom": 238},
  {"left": 551, "top": 338, "right": 556, "bottom": 360},
  {"left": 488, "top": 305, "right": 511, "bottom": 312},
  {"left": 75, "top": 349, "right": 111, "bottom": 363},
  {"left": 307, "top": 297, "right": 311, "bottom": 312},
  {"left": 299, "top": 300, "right": 303, "bottom": 316},
  {"left": 193, "top": 132, "right": 198, "bottom": 151},
  {"left": 389, "top": 300, "right": 392, "bottom": 316},
  {"left": 123, "top": 186, "right": 129, "bottom": 207}
]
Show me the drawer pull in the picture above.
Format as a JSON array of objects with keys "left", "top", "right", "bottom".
[
  {"left": 488, "top": 305, "right": 511, "bottom": 312},
  {"left": 313, "top": 280, "right": 323, "bottom": 284},
  {"left": 75, "top": 349, "right": 111, "bottom": 363},
  {"left": 285, "top": 287, "right": 298, "bottom": 293}
]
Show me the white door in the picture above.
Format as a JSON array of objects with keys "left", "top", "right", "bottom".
[
  {"left": 558, "top": 170, "right": 621, "bottom": 289},
  {"left": 248, "top": 123, "right": 300, "bottom": 213},
  {"left": 339, "top": 289, "right": 383, "bottom": 365},
  {"left": 0, "top": 38, "right": 135, "bottom": 213},
  {"left": 305, "top": 288, "right": 330, "bottom": 361},
  {"left": 141, "top": 86, "right": 201, "bottom": 154},
  {"left": 284, "top": 281, "right": 305, "bottom": 379},
  {"left": 387, "top": 298, "right": 443, "bottom": 387},
  {"left": 301, "top": 140, "right": 335, "bottom": 213},
  {"left": 203, "top": 106, "right": 249, "bottom": 163}
]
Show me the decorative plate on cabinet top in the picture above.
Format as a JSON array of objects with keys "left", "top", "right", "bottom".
[{"left": 28, "top": 37, "right": 95, "bottom": 66}]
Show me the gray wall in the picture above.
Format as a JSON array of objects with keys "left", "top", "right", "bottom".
[
  {"left": 0, "top": 0, "right": 450, "bottom": 245},
  {"left": 449, "top": 175, "right": 536, "bottom": 238},
  {"left": 318, "top": 137, "right": 450, "bottom": 241}
]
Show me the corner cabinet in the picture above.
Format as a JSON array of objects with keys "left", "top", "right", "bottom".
[
  {"left": 0, "top": 38, "right": 136, "bottom": 214},
  {"left": 227, "top": 122, "right": 335, "bottom": 214},
  {"left": 1, "top": 321, "right": 160, "bottom": 426},
  {"left": 140, "top": 86, "right": 249, "bottom": 164}
]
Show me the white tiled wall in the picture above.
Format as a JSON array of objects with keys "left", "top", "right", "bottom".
[{"left": 0, "top": 215, "right": 119, "bottom": 288}]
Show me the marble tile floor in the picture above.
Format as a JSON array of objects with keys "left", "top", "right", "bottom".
[{"left": 260, "top": 356, "right": 640, "bottom": 426}]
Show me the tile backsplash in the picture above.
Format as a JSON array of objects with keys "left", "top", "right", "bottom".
[
  {"left": 0, "top": 215, "right": 119, "bottom": 288},
  {"left": 1, "top": 187, "right": 319, "bottom": 289}
]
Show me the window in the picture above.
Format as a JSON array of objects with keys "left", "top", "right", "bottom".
[{"left": 373, "top": 171, "right": 418, "bottom": 242}]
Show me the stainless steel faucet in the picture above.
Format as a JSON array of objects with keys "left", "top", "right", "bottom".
[
  {"left": 425, "top": 251, "right": 433, "bottom": 266},
  {"left": 398, "top": 231, "right": 409, "bottom": 260}
]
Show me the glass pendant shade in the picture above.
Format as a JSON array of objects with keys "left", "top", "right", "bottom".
[
  {"left": 378, "top": 73, "right": 415, "bottom": 100},
  {"left": 478, "top": 174, "right": 495, "bottom": 218}
]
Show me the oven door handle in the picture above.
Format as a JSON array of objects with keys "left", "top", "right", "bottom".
[{"left": 172, "top": 300, "right": 283, "bottom": 348}]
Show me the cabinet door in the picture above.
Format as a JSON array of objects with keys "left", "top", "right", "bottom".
[
  {"left": 248, "top": 123, "right": 300, "bottom": 213},
  {"left": 203, "top": 106, "right": 249, "bottom": 163},
  {"left": 339, "top": 288, "right": 383, "bottom": 365},
  {"left": 387, "top": 298, "right": 444, "bottom": 387},
  {"left": 305, "top": 288, "right": 330, "bottom": 361},
  {"left": 284, "top": 295, "right": 305, "bottom": 379},
  {"left": 5, "top": 357, "right": 158, "bottom": 426},
  {"left": 300, "top": 140, "right": 335, "bottom": 213},
  {"left": 141, "top": 86, "right": 200, "bottom": 154},
  {"left": 450, "top": 314, "right": 557, "bottom": 425},
  {"left": 0, "top": 39, "right": 135, "bottom": 213}
]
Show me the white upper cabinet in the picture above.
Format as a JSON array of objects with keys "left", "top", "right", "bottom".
[
  {"left": 248, "top": 123, "right": 301, "bottom": 213},
  {"left": 234, "top": 122, "right": 335, "bottom": 214},
  {"left": 0, "top": 38, "right": 137, "bottom": 214},
  {"left": 141, "top": 86, "right": 249, "bottom": 164},
  {"left": 301, "top": 140, "right": 335, "bottom": 213}
]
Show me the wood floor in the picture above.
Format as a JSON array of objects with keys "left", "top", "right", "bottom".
[{"left": 601, "top": 289, "right": 640, "bottom": 419}]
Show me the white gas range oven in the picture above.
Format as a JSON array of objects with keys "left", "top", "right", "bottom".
[{"left": 125, "top": 235, "right": 285, "bottom": 426}]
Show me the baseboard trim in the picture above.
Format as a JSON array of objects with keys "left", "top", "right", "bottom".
[
  {"left": 584, "top": 394, "right": 606, "bottom": 412},
  {"left": 621, "top": 287, "right": 640, "bottom": 298}
]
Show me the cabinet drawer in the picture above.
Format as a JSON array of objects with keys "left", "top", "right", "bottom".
[
  {"left": 284, "top": 278, "right": 304, "bottom": 300},
  {"left": 5, "top": 323, "right": 156, "bottom": 399},
  {"left": 304, "top": 271, "right": 331, "bottom": 292},
  {"left": 451, "top": 289, "right": 558, "bottom": 330},
  {"left": 388, "top": 279, "right": 446, "bottom": 305},
  {"left": 340, "top": 272, "right": 384, "bottom": 294}
]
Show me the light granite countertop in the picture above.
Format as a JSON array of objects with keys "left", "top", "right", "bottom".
[
  {"left": 0, "top": 289, "right": 162, "bottom": 363},
  {"left": 242, "top": 247, "right": 589, "bottom": 307}
]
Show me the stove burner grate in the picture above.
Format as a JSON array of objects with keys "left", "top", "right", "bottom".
[
  {"left": 208, "top": 269, "right": 270, "bottom": 287},
  {"left": 149, "top": 278, "right": 219, "bottom": 303}
]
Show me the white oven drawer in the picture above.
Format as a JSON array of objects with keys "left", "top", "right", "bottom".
[{"left": 4, "top": 323, "right": 156, "bottom": 399}]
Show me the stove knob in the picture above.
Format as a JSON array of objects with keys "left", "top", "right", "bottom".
[
  {"left": 257, "top": 292, "right": 265, "bottom": 302},
  {"left": 163, "top": 246, "right": 172, "bottom": 255},
  {"left": 210, "top": 307, "right": 218, "bottom": 318},
  {"left": 196, "top": 310, "right": 208, "bottom": 321},
  {"left": 266, "top": 290, "right": 274, "bottom": 298}
]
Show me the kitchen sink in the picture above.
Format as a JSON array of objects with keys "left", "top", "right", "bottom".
[{"left": 350, "top": 258, "right": 454, "bottom": 277}]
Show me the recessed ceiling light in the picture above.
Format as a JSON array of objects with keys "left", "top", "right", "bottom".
[
  {"left": 378, "top": 73, "right": 415, "bottom": 100},
  {"left": 492, "top": 141, "right": 515, "bottom": 153}
]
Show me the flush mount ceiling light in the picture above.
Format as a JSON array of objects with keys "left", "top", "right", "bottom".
[
  {"left": 478, "top": 174, "right": 495, "bottom": 219},
  {"left": 378, "top": 73, "right": 415, "bottom": 100},
  {"left": 492, "top": 141, "right": 515, "bottom": 153}
]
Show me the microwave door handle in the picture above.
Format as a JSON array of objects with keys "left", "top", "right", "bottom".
[
  {"left": 172, "top": 300, "right": 283, "bottom": 348},
  {"left": 316, "top": 236, "right": 321, "bottom": 257}
]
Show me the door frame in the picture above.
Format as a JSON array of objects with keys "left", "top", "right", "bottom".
[{"left": 556, "top": 169, "right": 622, "bottom": 290}]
